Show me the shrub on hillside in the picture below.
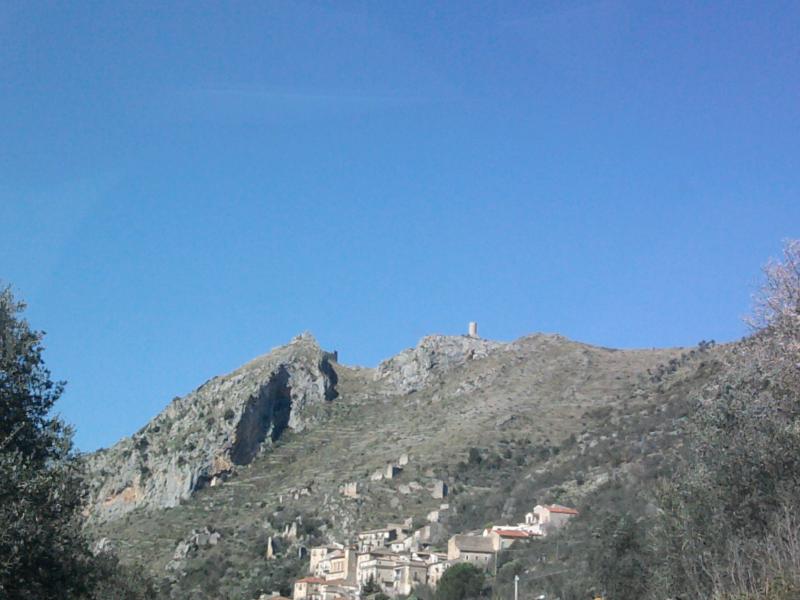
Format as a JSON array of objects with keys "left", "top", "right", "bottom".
[
  {"left": 435, "top": 563, "right": 485, "bottom": 600},
  {"left": 649, "top": 240, "right": 800, "bottom": 599}
]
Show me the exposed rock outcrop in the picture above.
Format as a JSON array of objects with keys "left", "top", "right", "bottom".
[
  {"left": 86, "top": 333, "right": 338, "bottom": 522},
  {"left": 166, "top": 527, "right": 221, "bottom": 572},
  {"left": 375, "top": 334, "right": 505, "bottom": 393}
]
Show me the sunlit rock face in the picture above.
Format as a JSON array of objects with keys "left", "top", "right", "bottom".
[
  {"left": 374, "top": 334, "right": 506, "bottom": 394},
  {"left": 86, "top": 333, "right": 338, "bottom": 522}
]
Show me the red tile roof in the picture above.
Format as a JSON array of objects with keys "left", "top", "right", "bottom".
[
  {"left": 494, "top": 529, "right": 533, "bottom": 538},
  {"left": 546, "top": 504, "right": 579, "bottom": 515}
]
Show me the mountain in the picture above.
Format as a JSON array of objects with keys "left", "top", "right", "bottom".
[
  {"left": 86, "top": 330, "right": 723, "bottom": 599},
  {"left": 86, "top": 333, "right": 339, "bottom": 522}
]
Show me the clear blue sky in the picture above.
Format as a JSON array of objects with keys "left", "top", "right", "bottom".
[{"left": 1, "top": 1, "right": 798, "bottom": 451}]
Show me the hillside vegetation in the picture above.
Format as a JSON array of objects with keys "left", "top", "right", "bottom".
[{"left": 88, "top": 327, "right": 721, "bottom": 599}]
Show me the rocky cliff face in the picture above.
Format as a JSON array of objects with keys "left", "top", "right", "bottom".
[
  {"left": 86, "top": 333, "right": 338, "bottom": 522},
  {"left": 86, "top": 332, "right": 509, "bottom": 522}
]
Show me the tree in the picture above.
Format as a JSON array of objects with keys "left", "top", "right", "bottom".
[
  {"left": 362, "top": 574, "right": 382, "bottom": 595},
  {"left": 435, "top": 563, "right": 485, "bottom": 600},
  {"left": 467, "top": 447, "right": 482, "bottom": 465},
  {"left": 649, "top": 239, "right": 800, "bottom": 599},
  {"left": 0, "top": 286, "right": 66, "bottom": 459},
  {"left": 587, "top": 513, "right": 649, "bottom": 600},
  {"left": 749, "top": 239, "right": 800, "bottom": 348},
  {"left": 0, "top": 285, "right": 96, "bottom": 598},
  {"left": 0, "top": 285, "right": 153, "bottom": 599}
]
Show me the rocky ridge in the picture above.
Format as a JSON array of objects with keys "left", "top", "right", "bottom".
[
  {"left": 374, "top": 334, "right": 506, "bottom": 393},
  {"left": 87, "top": 333, "right": 339, "bottom": 521},
  {"left": 87, "top": 331, "right": 502, "bottom": 522}
]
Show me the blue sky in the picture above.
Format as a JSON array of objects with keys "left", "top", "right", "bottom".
[{"left": 1, "top": 1, "right": 798, "bottom": 451}]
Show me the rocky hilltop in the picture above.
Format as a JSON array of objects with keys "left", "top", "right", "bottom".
[
  {"left": 374, "top": 334, "right": 505, "bottom": 393},
  {"left": 87, "top": 333, "right": 338, "bottom": 521},
  {"left": 87, "top": 331, "right": 504, "bottom": 522}
]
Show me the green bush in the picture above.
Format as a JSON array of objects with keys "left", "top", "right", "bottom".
[{"left": 435, "top": 563, "right": 485, "bottom": 600}]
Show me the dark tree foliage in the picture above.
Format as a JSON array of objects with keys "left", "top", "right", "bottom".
[
  {"left": 0, "top": 285, "right": 153, "bottom": 599},
  {"left": 435, "top": 563, "right": 485, "bottom": 600},
  {"left": 0, "top": 285, "right": 96, "bottom": 598},
  {"left": 89, "top": 552, "right": 158, "bottom": 599},
  {"left": 587, "top": 513, "right": 649, "bottom": 600},
  {"left": 467, "top": 447, "right": 482, "bottom": 465},
  {"left": 362, "top": 574, "right": 384, "bottom": 596},
  {"left": 0, "top": 287, "right": 66, "bottom": 460}
]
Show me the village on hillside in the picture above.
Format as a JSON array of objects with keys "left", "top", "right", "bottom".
[{"left": 278, "top": 464, "right": 579, "bottom": 600}]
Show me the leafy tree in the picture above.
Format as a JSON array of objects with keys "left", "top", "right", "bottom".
[
  {"left": 89, "top": 552, "right": 158, "bottom": 599},
  {"left": 0, "top": 286, "right": 66, "bottom": 459},
  {"left": 435, "top": 563, "right": 485, "bottom": 600},
  {"left": 0, "top": 285, "right": 96, "bottom": 598},
  {"left": 0, "top": 285, "right": 152, "bottom": 599}
]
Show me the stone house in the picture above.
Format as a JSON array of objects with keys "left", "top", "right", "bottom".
[
  {"left": 318, "top": 579, "right": 359, "bottom": 600},
  {"left": 430, "top": 480, "right": 448, "bottom": 499},
  {"left": 412, "top": 522, "right": 446, "bottom": 548},
  {"left": 385, "top": 464, "right": 403, "bottom": 479},
  {"left": 446, "top": 535, "right": 495, "bottom": 568},
  {"left": 426, "top": 559, "right": 453, "bottom": 588},
  {"left": 309, "top": 544, "right": 344, "bottom": 576},
  {"left": 357, "top": 553, "right": 402, "bottom": 591},
  {"left": 426, "top": 509, "right": 442, "bottom": 523},
  {"left": 339, "top": 482, "right": 361, "bottom": 498},
  {"left": 426, "top": 504, "right": 451, "bottom": 523},
  {"left": 293, "top": 577, "right": 326, "bottom": 600},
  {"left": 357, "top": 528, "right": 398, "bottom": 552},
  {"left": 389, "top": 539, "right": 409, "bottom": 553},
  {"left": 526, "top": 504, "right": 579, "bottom": 535},
  {"left": 315, "top": 547, "right": 357, "bottom": 584},
  {"left": 392, "top": 561, "right": 428, "bottom": 596},
  {"left": 411, "top": 551, "right": 449, "bottom": 588},
  {"left": 485, "top": 528, "right": 536, "bottom": 550},
  {"left": 386, "top": 520, "right": 413, "bottom": 533}
]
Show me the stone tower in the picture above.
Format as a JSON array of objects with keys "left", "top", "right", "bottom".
[{"left": 468, "top": 322, "right": 478, "bottom": 338}]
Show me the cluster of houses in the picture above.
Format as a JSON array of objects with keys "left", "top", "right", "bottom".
[{"left": 293, "top": 504, "right": 578, "bottom": 600}]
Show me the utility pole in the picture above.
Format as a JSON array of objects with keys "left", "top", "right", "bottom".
[{"left": 514, "top": 574, "right": 519, "bottom": 600}]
